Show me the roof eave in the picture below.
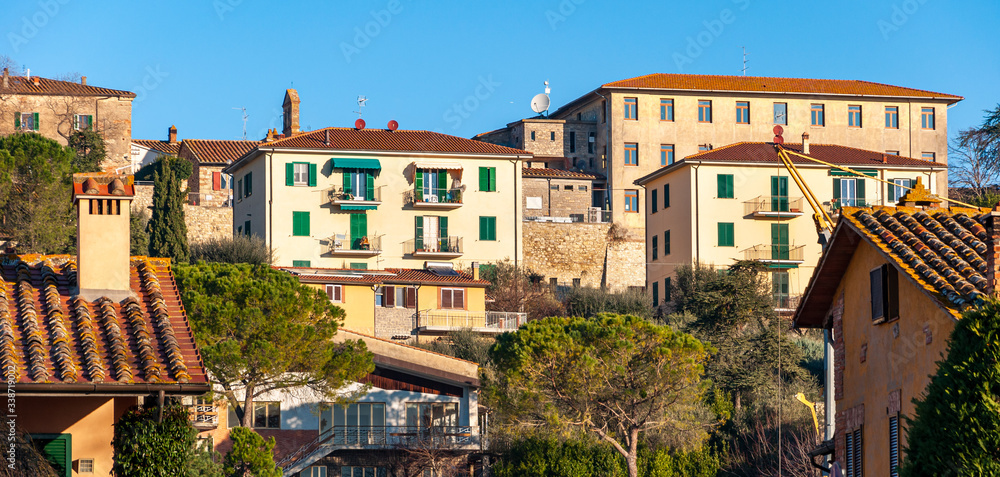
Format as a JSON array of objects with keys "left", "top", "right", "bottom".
[{"left": 599, "top": 85, "right": 963, "bottom": 104}]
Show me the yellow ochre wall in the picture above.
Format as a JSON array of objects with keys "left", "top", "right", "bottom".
[{"left": 77, "top": 197, "right": 132, "bottom": 293}]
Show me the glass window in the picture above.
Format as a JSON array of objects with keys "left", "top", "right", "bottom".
[
  {"left": 772, "top": 271, "right": 790, "bottom": 309},
  {"left": 921, "top": 107, "right": 935, "bottom": 129},
  {"left": 888, "top": 178, "right": 914, "bottom": 203},
  {"left": 652, "top": 189, "right": 658, "bottom": 213},
  {"left": 375, "top": 286, "right": 384, "bottom": 306},
  {"left": 663, "top": 184, "right": 670, "bottom": 208},
  {"left": 304, "top": 466, "right": 328, "bottom": 477},
  {"left": 660, "top": 99, "right": 674, "bottom": 121},
  {"left": 885, "top": 106, "right": 899, "bottom": 128},
  {"left": 624, "top": 143, "right": 638, "bottom": 165},
  {"left": 569, "top": 131, "right": 576, "bottom": 153},
  {"left": 848, "top": 105, "right": 862, "bottom": 127},
  {"left": 664, "top": 230, "right": 671, "bottom": 255},
  {"left": 531, "top": 131, "right": 535, "bottom": 141},
  {"left": 588, "top": 132, "right": 595, "bottom": 153},
  {"left": 652, "top": 235, "right": 658, "bottom": 260},
  {"left": 624, "top": 97, "right": 637, "bottom": 120},
  {"left": 810, "top": 104, "right": 825, "bottom": 126},
  {"left": 660, "top": 144, "right": 674, "bottom": 166},
  {"left": 698, "top": 100, "right": 712, "bottom": 122},
  {"left": 73, "top": 114, "right": 93, "bottom": 130},
  {"left": 321, "top": 403, "right": 386, "bottom": 445},
  {"left": 736, "top": 101, "right": 750, "bottom": 124},
  {"left": 405, "top": 402, "right": 459, "bottom": 428},
  {"left": 293, "top": 162, "right": 309, "bottom": 185},
  {"left": 922, "top": 152, "right": 935, "bottom": 162},
  {"left": 550, "top": 131, "right": 556, "bottom": 141},
  {"left": 886, "top": 150, "right": 899, "bottom": 156},
  {"left": 652, "top": 281, "right": 659, "bottom": 306},
  {"left": 440, "top": 288, "right": 465, "bottom": 309},
  {"left": 238, "top": 401, "right": 279, "bottom": 429},
  {"left": 624, "top": 190, "right": 638, "bottom": 213},
  {"left": 773, "top": 102, "right": 787, "bottom": 125}
]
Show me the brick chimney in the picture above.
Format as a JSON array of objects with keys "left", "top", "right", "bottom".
[
  {"left": 168, "top": 125, "right": 178, "bottom": 144},
  {"left": 283, "top": 89, "right": 300, "bottom": 137},
  {"left": 802, "top": 132, "right": 810, "bottom": 155},
  {"left": 81, "top": 76, "right": 87, "bottom": 85},
  {"left": 72, "top": 173, "right": 135, "bottom": 301}
]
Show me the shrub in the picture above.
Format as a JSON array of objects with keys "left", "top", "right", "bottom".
[
  {"left": 223, "top": 427, "right": 282, "bottom": 477},
  {"left": 112, "top": 403, "right": 197, "bottom": 477},
  {"left": 190, "top": 235, "right": 274, "bottom": 265},
  {"left": 563, "top": 286, "right": 652, "bottom": 319}
]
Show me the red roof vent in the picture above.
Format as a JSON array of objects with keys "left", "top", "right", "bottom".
[
  {"left": 355, "top": 118, "right": 366, "bottom": 130},
  {"left": 387, "top": 120, "right": 398, "bottom": 131},
  {"left": 82, "top": 178, "right": 99, "bottom": 195}
]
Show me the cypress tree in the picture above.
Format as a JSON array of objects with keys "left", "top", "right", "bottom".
[{"left": 148, "top": 156, "right": 189, "bottom": 262}]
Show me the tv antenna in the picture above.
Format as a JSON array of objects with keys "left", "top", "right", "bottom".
[
  {"left": 354, "top": 96, "right": 368, "bottom": 118},
  {"left": 232, "top": 107, "right": 248, "bottom": 140},
  {"left": 530, "top": 81, "right": 551, "bottom": 116},
  {"left": 742, "top": 47, "right": 749, "bottom": 76}
]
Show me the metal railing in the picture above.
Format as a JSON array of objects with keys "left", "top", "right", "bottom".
[
  {"left": 416, "top": 310, "right": 527, "bottom": 330},
  {"left": 403, "top": 236, "right": 463, "bottom": 255},
  {"left": 404, "top": 187, "right": 463, "bottom": 206},
  {"left": 328, "top": 186, "right": 381, "bottom": 203},
  {"left": 774, "top": 294, "right": 802, "bottom": 311},
  {"left": 329, "top": 234, "right": 382, "bottom": 253},
  {"left": 744, "top": 196, "right": 804, "bottom": 215},
  {"left": 186, "top": 403, "right": 218, "bottom": 428},
  {"left": 741, "top": 244, "right": 806, "bottom": 262},
  {"left": 828, "top": 198, "right": 870, "bottom": 213}
]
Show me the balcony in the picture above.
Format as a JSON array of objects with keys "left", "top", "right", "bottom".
[
  {"left": 415, "top": 310, "right": 528, "bottom": 335},
  {"left": 403, "top": 236, "right": 463, "bottom": 258},
  {"left": 404, "top": 187, "right": 463, "bottom": 209},
  {"left": 181, "top": 397, "right": 218, "bottom": 430},
  {"left": 741, "top": 244, "right": 806, "bottom": 265},
  {"left": 328, "top": 186, "right": 381, "bottom": 210},
  {"left": 327, "top": 234, "right": 382, "bottom": 257},
  {"left": 827, "top": 198, "right": 870, "bottom": 215},
  {"left": 744, "top": 196, "right": 804, "bottom": 218},
  {"left": 774, "top": 294, "right": 802, "bottom": 315}
]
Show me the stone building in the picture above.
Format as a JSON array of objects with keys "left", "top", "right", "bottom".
[
  {"left": 178, "top": 138, "right": 261, "bottom": 207},
  {"left": 131, "top": 125, "right": 181, "bottom": 172},
  {"left": 0, "top": 68, "right": 135, "bottom": 171},
  {"left": 522, "top": 167, "right": 603, "bottom": 221}
]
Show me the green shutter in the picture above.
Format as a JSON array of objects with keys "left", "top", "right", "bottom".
[
  {"left": 414, "top": 170, "right": 423, "bottom": 201},
  {"left": 308, "top": 163, "right": 317, "bottom": 187},
  {"left": 489, "top": 167, "right": 496, "bottom": 191},
  {"left": 717, "top": 174, "right": 733, "bottom": 198},
  {"left": 439, "top": 216, "right": 448, "bottom": 239},
  {"left": 490, "top": 217, "right": 496, "bottom": 240},
  {"left": 365, "top": 172, "right": 374, "bottom": 200},
  {"left": 32, "top": 112, "right": 39, "bottom": 131},
  {"left": 857, "top": 178, "right": 866, "bottom": 206},
  {"left": 292, "top": 260, "right": 311, "bottom": 267},
  {"left": 479, "top": 217, "right": 496, "bottom": 241},
  {"left": 479, "top": 216, "right": 487, "bottom": 240},
  {"left": 34, "top": 434, "right": 71, "bottom": 477},
  {"left": 343, "top": 170, "right": 352, "bottom": 195},
  {"left": 14, "top": 112, "right": 19, "bottom": 129},
  {"left": 87, "top": 115, "right": 93, "bottom": 128},
  {"left": 479, "top": 167, "right": 488, "bottom": 191},
  {"left": 293, "top": 211, "right": 310, "bottom": 236},
  {"left": 350, "top": 214, "right": 368, "bottom": 248},
  {"left": 414, "top": 216, "right": 423, "bottom": 250},
  {"left": 285, "top": 163, "right": 294, "bottom": 186},
  {"left": 832, "top": 178, "right": 841, "bottom": 204},
  {"left": 438, "top": 170, "right": 447, "bottom": 194}
]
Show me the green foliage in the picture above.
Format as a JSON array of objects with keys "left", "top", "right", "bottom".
[
  {"left": 413, "top": 328, "right": 493, "bottom": 364},
  {"left": 563, "top": 287, "right": 652, "bottom": 319},
  {"left": 190, "top": 234, "right": 274, "bottom": 265},
  {"left": 222, "top": 427, "right": 281, "bottom": 477},
  {"left": 968, "top": 190, "right": 1000, "bottom": 208},
  {"left": 900, "top": 299, "right": 1000, "bottom": 476},
  {"left": 185, "top": 445, "right": 224, "bottom": 477},
  {"left": 111, "top": 404, "right": 197, "bottom": 477},
  {"left": 131, "top": 210, "right": 150, "bottom": 256},
  {"left": 135, "top": 155, "right": 193, "bottom": 182},
  {"left": 0, "top": 132, "right": 76, "bottom": 253},
  {"left": 149, "top": 156, "right": 189, "bottom": 262},
  {"left": 67, "top": 127, "right": 105, "bottom": 172},
  {"left": 174, "top": 262, "right": 374, "bottom": 427}
]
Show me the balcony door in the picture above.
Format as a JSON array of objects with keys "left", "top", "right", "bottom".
[
  {"left": 320, "top": 402, "right": 386, "bottom": 445},
  {"left": 405, "top": 402, "right": 459, "bottom": 442},
  {"left": 350, "top": 214, "right": 368, "bottom": 250},
  {"left": 833, "top": 177, "right": 865, "bottom": 208},
  {"left": 343, "top": 169, "right": 373, "bottom": 201},
  {"left": 771, "top": 176, "right": 789, "bottom": 212},
  {"left": 415, "top": 169, "right": 448, "bottom": 202},
  {"left": 772, "top": 271, "right": 790, "bottom": 308},
  {"left": 415, "top": 216, "right": 448, "bottom": 252},
  {"left": 771, "top": 224, "right": 789, "bottom": 261}
]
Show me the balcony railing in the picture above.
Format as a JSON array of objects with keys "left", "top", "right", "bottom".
[
  {"left": 404, "top": 187, "right": 463, "bottom": 208},
  {"left": 828, "top": 198, "right": 870, "bottom": 214},
  {"left": 415, "top": 310, "right": 527, "bottom": 333},
  {"left": 328, "top": 186, "right": 382, "bottom": 207},
  {"left": 741, "top": 244, "right": 806, "bottom": 263},
  {"left": 744, "top": 196, "right": 804, "bottom": 217},
  {"left": 328, "top": 234, "right": 382, "bottom": 256},
  {"left": 774, "top": 294, "right": 802, "bottom": 313},
  {"left": 403, "top": 236, "right": 463, "bottom": 257},
  {"left": 181, "top": 398, "right": 218, "bottom": 430}
]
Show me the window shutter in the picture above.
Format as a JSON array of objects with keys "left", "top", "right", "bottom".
[
  {"left": 36, "top": 434, "right": 71, "bottom": 477},
  {"left": 237, "top": 179, "right": 243, "bottom": 199},
  {"left": 479, "top": 217, "right": 487, "bottom": 241},
  {"left": 405, "top": 287, "right": 416, "bottom": 308},
  {"left": 87, "top": 115, "right": 93, "bottom": 128},
  {"left": 455, "top": 289, "right": 465, "bottom": 309},
  {"left": 871, "top": 267, "right": 885, "bottom": 321},
  {"left": 73, "top": 115, "right": 79, "bottom": 130},
  {"left": 213, "top": 172, "right": 221, "bottom": 191},
  {"left": 441, "top": 289, "right": 452, "bottom": 308},
  {"left": 246, "top": 172, "right": 252, "bottom": 196},
  {"left": 479, "top": 167, "right": 487, "bottom": 191},
  {"left": 652, "top": 190, "right": 658, "bottom": 213},
  {"left": 365, "top": 172, "right": 374, "bottom": 200},
  {"left": 14, "top": 112, "right": 20, "bottom": 129},
  {"left": 414, "top": 216, "right": 423, "bottom": 250},
  {"left": 285, "top": 163, "right": 294, "bottom": 186},
  {"left": 342, "top": 170, "right": 352, "bottom": 195},
  {"left": 337, "top": 285, "right": 344, "bottom": 303},
  {"left": 489, "top": 167, "right": 496, "bottom": 191},
  {"left": 833, "top": 178, "right": 841, "bottom": 203},
  {"left": 326, "top": 285, "right": 335, "bottom": 301},
  {"left": 857, "top": 178, "right": 866, "bottom": 205},
  {"left": 438, "top": 170, "right": 447, "bottom": 193},
  {"left": 489, "top": 217, "right": 495, "bottom": 240},
  {"left": 887, "top": 265, "right": 899, "bottom": 320},
  {"left": 308, "top": 163, "right": 317, "bottom": 187},
  {"left": 414, "top": 171, "right": 423, "bottom": 201},
  {"left": 439, "top": 216, "right": 448, "bottom": 249},
  {"left": 244, "top": 220, "right": 250, "bottom": 236},
  {"left": 664, "top": 184, "right": 670, "bottom": 208},
  {"left": 889, "top": 416, "right": 899, "bottom": 477},
  {"left": 717, "top": 175, "right": 726, "bottom": 197},
  {"left": 384, "top": 286, "right": 395, "bottom": 307},
  {"left": 32, "top": 112, "right": 39, "bottom": 131}
]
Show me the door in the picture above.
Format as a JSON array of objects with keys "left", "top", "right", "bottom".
[
  {"left": 422, "top": 171, "right": 439, "bottom": 201},
  {"left": 423, "top": 216, "right": 439, "bottom": 251},
  {"left": 772, "top": 271, "right": 790, "bottom": 308},
  {"left": 771, "top": 223, "right": 789, "bottom": 260},
  {"left": 771, "top": 176, "right": 789, "bottom": 212},
  {"left": 838, "top": 178, "right": 857, "bottom": 207},
  {"left": 350, "top": 214, "right": 368, "bottom": 250}
]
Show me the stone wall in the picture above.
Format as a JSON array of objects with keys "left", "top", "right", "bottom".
[
  {"left": 523, "top": 221, "right": 644, "bottom": 291},
  {"left": 375, "top": 307, "right": 416, "bottom": 341},
  {"left": 523, "top": 177, "right": 594, "bottom": 219},
  {"left": 131, "top": 183, "right": 232, "bottom": 245}
]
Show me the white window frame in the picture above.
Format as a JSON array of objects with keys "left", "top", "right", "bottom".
[
  {"left": 326, "top": 284, "right": 343, "bottom": 303},
  {"left": 73, "top": 114, "right": 92, "bottom": 130},
  {"left": 440, "top": 288, "right": 465, "bottom": 309},
  {"left": 293, "top": 162, "right": 310, "bottom": 185}
]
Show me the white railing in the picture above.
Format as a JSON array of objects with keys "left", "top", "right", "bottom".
[{"left": 416, "top": 310, "right": 526, "bottom": 330}]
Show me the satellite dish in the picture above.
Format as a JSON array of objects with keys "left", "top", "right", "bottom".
[
  {"left": 355, "top": 118, "right": 366, "bottom": 130},
  {"left": 387, "top": 120, "right": 399, "bottom": 131},
  {"left": 531, "top": 93, "right": 550, "bottom": 114}
]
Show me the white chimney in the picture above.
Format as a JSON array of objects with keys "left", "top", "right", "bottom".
[{"left": 802, "top": 132, "right": 810, "bottom": 155}]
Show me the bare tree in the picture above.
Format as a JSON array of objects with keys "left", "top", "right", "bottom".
[
  {"left": 0, "top": 55, "right": 18, "bottom": 73},
  {"left": 950, "top": 126, "right": 1000, "bottom": 201}
]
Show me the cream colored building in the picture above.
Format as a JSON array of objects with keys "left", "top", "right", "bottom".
[
  {"left": 634, "top": 140, "right": 946, "bottom": 310},
  {"left": 224, "top": 126, "right": 531, "bottom": 269}
]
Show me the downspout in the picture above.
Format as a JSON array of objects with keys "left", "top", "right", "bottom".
[
  {"left": 547, "top": 177, "right": 552, "bottom": 217},
  {"left": 824, "top": 327, "right": 836, "bottom": 472}
]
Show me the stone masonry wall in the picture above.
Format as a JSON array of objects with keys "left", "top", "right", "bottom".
[
  {"left": 523, "top": 221, "right": 644, "bottom": 291},
  {"left": 523, "top": 177, "right": 593, "bottom": 219},
  {"left": 375, "top": 307, "right": 416, "bottom": 341},
  {"left": 131, "top": 183, "right": 232, "bottom": 245}
]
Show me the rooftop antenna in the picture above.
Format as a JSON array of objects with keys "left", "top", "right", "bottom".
[
  {"left": 354, "top": 96, "right": 368, "bottom": 118},
  {"left": 232, "top": 107, "right": 248, "bottom": 140},
  {"left": 742, "top": 46, "right": 749, "bottom": 76},
  {"left": 530, "top": 81, "right": 551, "bottom": 117}
]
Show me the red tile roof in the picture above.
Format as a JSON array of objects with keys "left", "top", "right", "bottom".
[
  {"left": 1, "top": 75, "right": 135, "bottom": 98},
  {"left": 133, "top": 139, "right": 181, "bottom": 156},
  {"left": 182, "top": 139, "right": 262, "bottom": 165},
  {"left": 72, "top": 173, "right": 135, "bottom": 197},
  {"left": 2, "top": 255, "right": 208, "bottom": 390},
  {"left": 258, "top": 127, "right": 531, "bottom": 156},
  {"left": 522, "top": 167, "right": 602, "bottom": 180},
  {"left": 602, "top": 73, "right": 962, "bottom": 102},
  {"left": 279, "top": 267, "right": 490, "bottom": 287}
]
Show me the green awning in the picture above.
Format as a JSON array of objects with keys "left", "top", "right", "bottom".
[
  {"left": 340, "top": 204, "right": 378, "bottom": 211},
  {"left": 830, "top": 168, "right": 877, "bottom": 177},
  {"left": 768, "top": 263, "right": 800, "bottom": 269},
  {"left": 332, "top": 158, "right": 381, "bottom": 170}
]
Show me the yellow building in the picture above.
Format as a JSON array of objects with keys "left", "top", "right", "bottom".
[
  {"left": 634, "top": 140, "right": 945, "bottom": 310},
  {"left": 280, "top": 264, "right": 525, "bottom": 342},
  {"left": 793, "top": 186, "right": 992, "bottom": 474},
  {"left": 224, "top": 126, "right": 532, "bottom": 270}
]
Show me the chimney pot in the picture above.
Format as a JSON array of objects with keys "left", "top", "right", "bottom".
[
  {"left": 81, "top": 76, "right": 86, "bottom": 85},
  {"left": 324, "top": 129, "right": 330, "bottom": 146},
  {"left": 801, "top": 132, "right": 810, "bottom": 155}
]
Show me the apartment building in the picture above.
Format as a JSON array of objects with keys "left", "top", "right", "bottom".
[
  {"left": 478, "top": 74, "right": 961, "bottom": 232},
  {"left": 0, "top": 68, "right": 135, "bottom": 171},
  {"left": 635, "top": 140, "right": 946, "bottom": 311},
  {"left": 224, "top": 125, "right": 531, "bottom": 269}
]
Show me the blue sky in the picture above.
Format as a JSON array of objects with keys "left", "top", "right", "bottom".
[{"left": 3, "top": 0, "right": 997, "bottom": 143}]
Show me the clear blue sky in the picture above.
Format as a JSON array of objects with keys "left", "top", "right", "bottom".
[{"left": 3, "top": 0, "right": 997, "bottom": 143}]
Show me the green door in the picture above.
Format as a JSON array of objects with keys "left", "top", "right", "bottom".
[
  {"left": 414, "top": 216, "right": 423, "bottom": 250},
  {"left": 771, "top": 224, "right": 789, "bottom": 260},
  {"left": 350, "top": 214, "right": 368, "bottom": 250},
  {"left": 771, "top": 176, "right": 789, "bottom": 212}
]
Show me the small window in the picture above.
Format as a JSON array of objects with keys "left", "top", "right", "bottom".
[
  {"left": 572, "top": 278, "right": 581, "bottom": 287},
  {"left": 73, "top": 114, "right": 93, "bottom": 131},
  {"left": 588, "top": 132, "right": 595, "bottom": 153},
  {"left": 885, "top": 106, "right": 899, "bottom": 129},
  {"left": 531, "top": 131, "right": 536, "bottom": 141},
  {"left": 237, "top": 178, "right": 243, "bottom": 200},
  {"left": 624, "top": 97, "right": 637, "bottom": 120},
  {"left": 624, "top": 190, "right": 638, "bottom": 213},
  {"left": 350, "top": 262, "right": 367, "bottom": 270},
  {"left": 440, "top": 288, "right": 465, "bottom": 309},
  {"left": 848, "top": 105, "right": 862, "bottom": 127},
  {"left": 550, "top": 131, "right": 556, "bottom": 141},
  {"left": 698, "top": 100, "right": 712, "bottom": 123},
  {"left": 810, "top": 104, "right": 825, "bottom": 126},
  {"left": 718, "top": 222, "right": 735, "bottom": 247},
  {"left": 664, "top": 277, "right": 672, "bottom": 302},
  {"left": 14, "top": 111, "right": 39, "bottom": 131},
  {"left": 578, "top": 185, "right": 588, "bottom": 191},
  {"left": 652, "top": 235, "right": 658, "bottom": 260},
  {"left": 624, "top": 143, "right": 638, "bottom": 166},
  {"left": 79, "top": 458, "right": 95, "bottom": 474},
  {"left": 870, "top": 264, "right": 899, "bottom": 323},
  {"left": 569, "top": 131, "right": 576, "bottom": 153},
  {"left": 660, "top": 98, "right": 674, "bottom": 121},
  {"left": 664, "top": 230, "right": 671, "bottom": 255},
  {"left": 886, "top": 150, "right": 899, "bottom": 156},
  {"left": 244, "top": 172, "right": 253, "bottom": 197},
  {"left": 717, "top": 174, "right": 734, "bottom": 199},
  {"left": 292, "top": 260, "right": 311, "bottom": 267},
  {"left": 652, "top": 281, "right": 659, "bottom": 306},
  {"left": 563, "top": 185, "right": 573, "bottom": 190},
  {"left": 652, "top": 189, "right": 658, "bottom": 213},
  {"left": 921, "top": 107, "right": 935, "bottom": 130},
  {"left": 549, "top": 185, "right": 558, "bottom": 190},
  {"left": 773, "top": 102, "right": 787, "bottom": 125},
  {"left": 375, "top": 286, "right": 384, "bottom": 306},
  {"left": 243, "top": 220, "right": 250, "bottom": 237},
  {"left": 736, "top": 101, "right": 750, "bottom": 124},
  {"left": 660, "top": 144, "right": 674, "bottom": 166},
  {"left": 922, "top": 152, "right": 935, "bottom": 162},
  {"left": 326, "top": 284, "right": 343, "bottom": 303},
  {"left": 664, "top": 184, "right": 670, "bottom": 208},
  {"left": 699, "top": 144, "right": 711, "bottom": 152},
  {"left": 293, "top": 162, "right": 309, "bottom": 185}
]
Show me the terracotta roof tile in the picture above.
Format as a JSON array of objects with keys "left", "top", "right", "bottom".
[
  {"left": 72, "top": 173, "right": 135, "bottom": 198},
  {"left": 279, "top": 267, "right": 490, "bottom": 287},
  {"left": 686, "top": 142, "right": 938, "bottom": 167},
  {"left": 522, "top": 167, "right": 603, "bottom": 180},
  {"left": 1, "top": 75, "right": 135, "bottom": 98},
  {"left": 133, "top": 139, "right": 181, "bottom": 156},
  {"left": 1, "top": 255, "right": 208, "bottom": 388},
  {"left": 258, "top": 127, "right": 531, "bottom": 156},
  {"left": 602, "top": 73, "right": 962, "bottom": 102},
  {"left": 183, "top": 139, "right": 262, "bottom": 165}
]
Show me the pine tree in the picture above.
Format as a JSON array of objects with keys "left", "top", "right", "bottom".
[
  {"left": 899, "top": 299, "right": 1000, "bottom": 476},
  {"left": 148, "top": 156, "right": 189, "bottom": 262}
]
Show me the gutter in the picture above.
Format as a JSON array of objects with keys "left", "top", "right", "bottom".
[{"left": 15, "top": 382, "right": 210, "bottom": 395}]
